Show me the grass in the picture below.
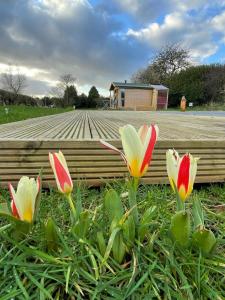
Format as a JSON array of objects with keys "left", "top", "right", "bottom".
[
  {"left": 0, "top": 182, "right": 224, "bottom": 299},
  {"left": 0, "top": 105, "right": 72, "bottom": 125}
]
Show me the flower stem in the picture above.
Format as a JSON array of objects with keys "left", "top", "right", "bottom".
[
  {"left": 128, "top": 177, "right": 139, "bottom": 225},
  {"left": 66, "top": 193, "right": 77, "bottom": 221},
  {"left": 176, "top": 193, "right": 185, "bottom": 212}
]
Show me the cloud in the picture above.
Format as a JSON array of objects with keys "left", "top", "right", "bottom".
[
  {"left": 112, "top": 0, "right": 207, "bottom": 23},
  {"left": 0, "top": 0, "right": 149, "bottom": 96},
  {"left": 0, "top": 0, "right": 223, "bottom": 97},
  {"left": 212, "top": 11, "right": 225, "bottom": 43},
  {"left": 127, "top": 12, "right": 218, "bottom": 62}
]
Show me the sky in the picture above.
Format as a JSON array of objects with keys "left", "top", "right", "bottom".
[{"left": 0, "top": 0, "right": 225, "bottom": 97}]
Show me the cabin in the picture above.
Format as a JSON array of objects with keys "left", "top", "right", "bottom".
[{"left": 109, "top": 82, "right": 169, "bottom": 111}]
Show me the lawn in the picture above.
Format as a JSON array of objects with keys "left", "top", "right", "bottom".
[
  {"left": 0, "top": 105, "right": 72, "bottom": 125},
  {"left": 0, "top": 182, "right": 224, "bottom": 299}
]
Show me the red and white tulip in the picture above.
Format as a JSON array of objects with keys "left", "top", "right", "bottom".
[
  {"left": 8, "top": 176, "right": 40, "bottom": 223},
  {"left": 100, "top": 124, "right": 158, "bottom": 177},
  {"left": 49, "top": 151, "right": 73, "bottom": 194},
  {"left": 166, "top": 149, "right": 198, "bottom": 201}
]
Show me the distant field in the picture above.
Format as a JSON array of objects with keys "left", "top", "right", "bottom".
[{"left": 0, "top": 105, "right": 72, "bottom": 125}]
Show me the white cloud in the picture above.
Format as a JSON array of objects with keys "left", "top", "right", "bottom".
[
  {"left": 114, "top": 0, "right": 207, "bottom": 23},
  {"left": 212, "top": 11, "right": 225, "bottom": 43},
  {"left": 127, "top": 12, "right": 218, "bottom": 62}
]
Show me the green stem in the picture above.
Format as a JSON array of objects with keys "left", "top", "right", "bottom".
[
  {"left": 176, "top": 193, "right": 185, "bottom": 212},
  {"left": 128, "top": 177, "right": 139, "bottom": 225},
  {"left": 66, "top": 193, "right": 77, "bottom": 221}
]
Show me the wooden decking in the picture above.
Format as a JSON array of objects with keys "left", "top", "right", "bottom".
[{"left": 0, "top": 110, "right": 225, "bottom": 187}]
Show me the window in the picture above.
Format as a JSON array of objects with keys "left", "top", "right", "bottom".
[{"left": 120, "top": 89, "right": 125, "bottom": 107}]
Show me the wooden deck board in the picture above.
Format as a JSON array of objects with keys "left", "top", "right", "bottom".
[{"left": 0, "top": 110, "right": 224, "bottom": 187}]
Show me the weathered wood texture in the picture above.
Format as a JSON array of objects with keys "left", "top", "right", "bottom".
[{"left": 0, "top": 111, "right": 224, "bottom": 187}]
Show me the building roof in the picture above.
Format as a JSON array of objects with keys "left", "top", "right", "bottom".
[{"left": 110, "top": 82, "right": 168, "bottom": 91}]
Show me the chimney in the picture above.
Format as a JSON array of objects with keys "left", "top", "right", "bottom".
[{"left": 124, "top": 80, "right": 127, "bottom": 83}]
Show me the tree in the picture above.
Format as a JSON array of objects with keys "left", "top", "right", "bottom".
[
  {"left": 167, "top": 64, "right": 225, "bottom": 107},
  {"left": 51, "top": 73, "right": 76, "bottom": 107},
  {"left": 79, "top": 93, "right": 88, "bottom": 108},
  {"left": 87, "top": 86, "right": 99, "bottom": 108},
  {"left": 1, "top": 65, "right": 27, "bottom": 104},
  {"left": 132, "top": 44, "right": 190, "bottom": 84},
  {"left": 63, "top": 85, "right": 79, "bottom": 107}
]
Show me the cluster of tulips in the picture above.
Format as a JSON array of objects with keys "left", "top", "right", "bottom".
[{"left": 0, "top": 124, "right": 217, "bottom": 263}]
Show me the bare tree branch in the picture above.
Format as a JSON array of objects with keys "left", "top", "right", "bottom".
[{"left": 1, "top": 66, "right": 27, "bottom": 99}]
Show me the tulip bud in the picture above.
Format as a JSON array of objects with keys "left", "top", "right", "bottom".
[
  {"left": 170, "top": 211, "right": 191, "bottom": 247},
  {"left": 49, "top": 151, "right": 73, "bottom": 195}
]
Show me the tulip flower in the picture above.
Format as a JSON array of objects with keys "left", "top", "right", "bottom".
[
  {"left": 100, "top": 124, "right": 158, "bottom": 178},
  {"left": 166, "top": 149, "right": 198, "bottom": 202},
  {"left": 49, "top": 151, "right": 77, "bottom": 220},
  {"left": 8, "top": 176, "right": 40, "bottom": 223},
  {"left": 49, "top": 151, "right": 73, "bottom": 195}
]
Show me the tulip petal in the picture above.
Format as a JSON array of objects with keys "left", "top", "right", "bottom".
[
  {"left": 140, "top": 125, "right": 158, "bottom": 173},
  {"left": 119, "top": 125, "right": 143, "bottom": 177},
  {"left": 138, "top": 124, "right": 149, "bottom": 144},
  {"left": 8, "top": 183, "right": 20, "bottom": 218},
  {"left": 177, "top": 154, "right": 190, "bottom": 201},
  {"left": 166, "top": 149, "right": 179, "bottom": 192},
  {"left": 12, "top": 177, "right": 39, "bottom": 222},
  {"left": 50, "top": 152, "right": 73, "bottom": 194},
  {"left": 100, "top": 139, "right": 127, "bottom": 163}
]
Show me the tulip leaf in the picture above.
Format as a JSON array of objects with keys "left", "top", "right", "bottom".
[
  {"left": 138, "top": 206, "right": 156, "bottom": 242},
  {"left": 96, "top": 231, "right": 106, "bottom": 257},
  {"left": 123, "top": 215, "right": 135, "bottom": 247},
  {"left": 104, "top": 189, "right": 124, "bottom": 223},
  {"left": 112, "top": 231, "right": 126, "bottom": 264},
  {"left": 45, "top": 217, "right": 59, "bottom": 252},
  {"left": 102, "top": 226, "right": 121, "bottom": 264},
  {"left": 192, "top": 197, "right": 204, "bottom": 228},
  {"left": 72, "top": 211, "right": 90, "bottom": 239},
  {"left": 170, "top": 211, "right": 191, "bottom": 247},
  {"left": 192, "top": 227, "right": 217, "bottom": 255}
]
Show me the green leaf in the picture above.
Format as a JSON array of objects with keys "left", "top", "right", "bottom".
[
  {"left": 102, "top": 226, "right": 121, "bottom": 264},
  {"left": 138, "top": 206, "right": 156, "bottom": 242},
  {"left": 44, "top": 217, "right": 59, "bottom": 252},
  {"left": 72, "top": 211, "right": 90, "bottom": 239},
  {"left": 104, "top": 189, "right": 124, "bottom": 223},
  {"left": 112, "top": 231, "right": 126, "bottom": 264},
  {"left": 192, "top": 197, "right": 204, "bottom": 229},
  {"left": 170, "top": 211, "right": 191, "bottom": 247},
  {"left": 123, "top": 215, "right": 135, "bottom": 247},
  {"left": 192, "top": 227, "right": 217, "bottom": 255},
  {"left": 96, "top": 231, "right": 106, "bottom": 257}
]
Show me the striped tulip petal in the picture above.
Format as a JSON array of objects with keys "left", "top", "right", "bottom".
[
  {"left": 177, "top": 154, "right": 190, "bottom": 201},
  {"left": 140, "top": 125, "right": 158, "bottom": 174},
  {"left": 166, "top": 150, "right": 198, "bottom": 201},
  {"left": 49, "top": 151, "right": 73, "bottom": 194}
]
